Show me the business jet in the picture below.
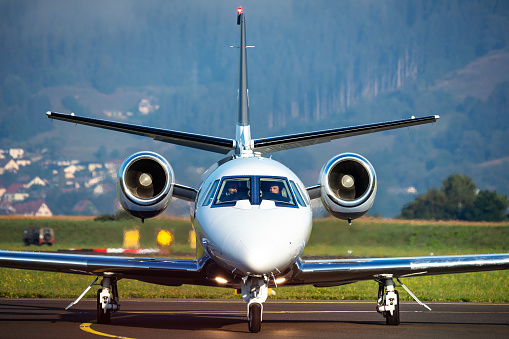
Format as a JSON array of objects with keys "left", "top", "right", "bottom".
[{"left": 1, "top": 8, "right": 508, "bottom": 333}]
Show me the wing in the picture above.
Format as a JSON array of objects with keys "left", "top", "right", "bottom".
[
  {"left": 287, "top": 253, "right": 509, "bottom": 287},
  {"left": 0, "top": 250, "right": 212, "bottom": 286},
  {"left": 253, "top": 115, "right": 439, "bottom": 154},
  {"left": 46, "top": 112, "right": 236, "bottom": 154}
]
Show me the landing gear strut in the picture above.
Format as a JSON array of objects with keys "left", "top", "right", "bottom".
[
  {"left": 376, "top": 278, "right": 400, "bottom": 325},
  {"left": 376, "top": 276, "right": 432, "bottom": 325},
  {"left": 241, "top": 276, "right": 268, "bottom": 333},
  {"left": 96, "top": 277, "right": 120, "bottom": 324}
]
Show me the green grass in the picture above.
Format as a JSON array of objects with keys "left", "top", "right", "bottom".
[{"left": 0, "top": 216, "right": 508, "bottom": 301}]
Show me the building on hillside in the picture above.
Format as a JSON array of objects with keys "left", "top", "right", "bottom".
[
  {"left": 0, "top": 159, "right": 19, "bottom": 174},
  {"left": 16, "top": 159, "right": 31, "bottom": 167},
  {"left": 105, "top": 160, "right": 122, "bottom": 180},
  {"left": 93, "top": 183, "right": 114, "bottom": 196},
  {"left": 13, "top": 199, "right": 53, "bottom": 216},
  {"left": 88, "top": 163, "right": 103, "bottom": 176},
  {"left": 24, "top": 176, "right": 48, "bottom": 189},
  {"left": 9, "top": 148, "right": 24, "bottom": 159},
  {"left": 3, "top": 184, "right": 29, "bottom": 202}
]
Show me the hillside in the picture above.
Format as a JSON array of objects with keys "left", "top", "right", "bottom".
[{"left": 1, "top": 1, "right": 509, "bottom": 217}]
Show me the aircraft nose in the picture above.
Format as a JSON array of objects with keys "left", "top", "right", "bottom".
[
  {"left": 234, "top": 239, "right": 293, "bottom": 274},
  {"left": 202, "top": 204, "right": 311, "bottom": 276}
]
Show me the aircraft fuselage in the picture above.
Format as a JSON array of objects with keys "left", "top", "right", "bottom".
[{"left": 192, "top": 155, "right": 312, "bottom": 277}]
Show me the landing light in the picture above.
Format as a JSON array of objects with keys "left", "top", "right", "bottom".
[
  {"left": 215, "top": 277, "right": 228, "bottom": 284},
  {"left": 237, "top": 7, "right": 242, "bottom": 14},
  {"left": 274, "top": 277, "right": 286, "bottom": 285}
]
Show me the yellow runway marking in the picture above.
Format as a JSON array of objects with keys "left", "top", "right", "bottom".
[{"left": 80, "top": 322, "right": 134, "bottom": 339}]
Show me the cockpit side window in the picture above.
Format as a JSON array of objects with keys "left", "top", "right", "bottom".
[
  {"left": 290, "top": 180, "right": 307, "bottom": 207},
  {"left": 203, "top": 180, "right": 220, "bottom": 206},
  {"left": 214, "top": 178, "right": 251, "bottom": 205},
  {"left": 259, "top": 178, "right": 295, "bottom": 205}
]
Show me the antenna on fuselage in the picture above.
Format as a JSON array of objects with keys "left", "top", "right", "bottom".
[{"left": 235, "top": 7, "right": 254, "bottom": 156}]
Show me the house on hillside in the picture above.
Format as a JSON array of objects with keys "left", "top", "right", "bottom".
[
  {"left": 3, "top": 184, "right": 29, "bottom": 202},
  {"left": 0, "top": 159, "right": 19, "bottom": 174},
  {"left": 16, "top": 159, "right": 31, "bottom": 167},
  {"left": 88, "top": 163, "right": 103, "bottom": 176},
  {"left": 105, "top": 160, "right": 122, "bottom": 180},
  {"left": 24, "top": 176, "right": 48, "bottom": 189},
  {"left": 93, "top": 183, "right": 114, "bottom": 196},
  {"left": 9, "top": 148, "right": 24, "bottom": 159},
  {"left": 13, "top": 199, "right": 53, "bottom": 216}
]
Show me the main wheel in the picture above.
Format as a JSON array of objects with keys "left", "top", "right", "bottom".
[
  {"left": 248, "top": 303, "right": 262, "bottom": 333},
  {"left": 385, "top": 290, "right": 400, "bottom": 325},
  {"left": 97, "top": 289, "right": 111, "bottom": 324}
]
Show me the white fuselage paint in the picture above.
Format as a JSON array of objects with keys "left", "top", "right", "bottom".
[{"left": 192, "top": 155, "right": 312, "bottom": 276}]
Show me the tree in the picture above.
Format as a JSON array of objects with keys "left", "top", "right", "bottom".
[
  {"left": 400, "top": 188, "right": 448, "bottom": 220},
  {"left": 440, "top": 174, "right": 477, "bottom": 220},
  {"left": 463, "top": 190, "right": 509, "bottom": 222},
  {"left": 400, "top": 174, "right": 508, "bottom": 221}
]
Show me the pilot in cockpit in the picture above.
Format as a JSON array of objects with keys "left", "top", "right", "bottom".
[
  {"left": 220, "top": 180, "right": 250, "bottom": 203},
  {"left": 262, "top": 181, "right": 290, "bottom": 203}
]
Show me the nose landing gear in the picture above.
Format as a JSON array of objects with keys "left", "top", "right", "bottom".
[{"left": 241, "top": 276, "right": 268, "bottom": 333}]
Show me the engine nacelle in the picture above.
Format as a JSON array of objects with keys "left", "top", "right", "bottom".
[
  {"left": 117, "top": 152, "right": 174, "bottom": 219},
  {"left": 319, "top": 153, "right": 377, "bottom": 221}
]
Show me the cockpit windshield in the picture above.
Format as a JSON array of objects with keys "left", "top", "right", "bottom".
[
  {"left": 211, "top": 176, "right": 297, "bottom": 207},
  {"left": 259, "top": 177, "right": 295, "bottom": 205},
  {"left": 214, "top": 178, "right": 251, "bottom": 204}
]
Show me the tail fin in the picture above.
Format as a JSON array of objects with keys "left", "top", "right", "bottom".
[{"left": 235, "top": 7, "right": 253, "bottom": 156}]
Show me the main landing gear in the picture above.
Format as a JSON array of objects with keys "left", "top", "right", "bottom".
[
  {"left": 96, "top": 277, "right": 120, "bottom": 324},
  {"left": 241, "top": 276, "right": 268, "bottom": 333},
  {"left": 377, "top": 278, "right": 400, "bottom": 325},
  {"left": 66, "top": 275, "right": 121, "bottom": 324},
  {"left": 376, "top": 276, "right": 431, "bottom": 325}
]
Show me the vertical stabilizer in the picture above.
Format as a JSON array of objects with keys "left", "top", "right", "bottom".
[{"left": 235, "top": 7, "right": 253, "bottom": 156}]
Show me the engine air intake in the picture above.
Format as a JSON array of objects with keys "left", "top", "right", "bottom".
[
  {"left": 125, "top": 158, "right": 167, "bottom": 200},
  {"left": 117, "top": 152, "right": 174, "bottom": 219},
  {"left": 328, "top": 159, "right": 371, "bottom": 201},
  {"left": 318, "top": 153, "right": 377, "bottom": 221}
]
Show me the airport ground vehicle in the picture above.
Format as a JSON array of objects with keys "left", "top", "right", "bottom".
[{"left": 23, "top": 227, "right": 54, "bottom": 246}]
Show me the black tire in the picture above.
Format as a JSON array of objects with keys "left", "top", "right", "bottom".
[
  {"left": 248, "top": 303, "right": 262, "bottom": 333},
  {"left": 385, "top": 290, "right": 400, "bottom": 325},
  {"left": 97, "top": 289, "right": 111, "bottom": 324}
]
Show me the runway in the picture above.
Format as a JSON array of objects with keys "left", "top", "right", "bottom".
[{"left": 1, "top": 298, "right": 508, "bottom": 338}]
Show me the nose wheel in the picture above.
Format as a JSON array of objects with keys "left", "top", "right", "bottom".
[
  {"left": 248, "top": 302, "right": 262, "bottom": 333},
  {"left": 241, "top": 276, "right": 268, "bottom": 333}
]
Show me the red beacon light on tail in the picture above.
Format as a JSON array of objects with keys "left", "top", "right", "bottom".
[{"left": 237, "top": 7, "right": 243, "bottom": 25}]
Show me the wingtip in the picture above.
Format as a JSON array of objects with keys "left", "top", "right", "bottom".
[{"left": 435, "top": 115, "right": 440, "bottom": 120}]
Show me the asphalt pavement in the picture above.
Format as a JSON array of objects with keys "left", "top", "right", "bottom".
[{"left": 0, "top": 298, "right": 508, "bottom": 338}]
